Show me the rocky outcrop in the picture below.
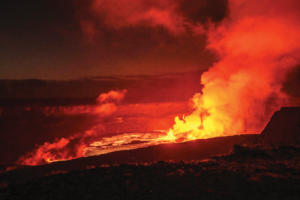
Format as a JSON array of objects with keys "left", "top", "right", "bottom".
[{"left": 261, "top": 107, "right": 300, "bottom": 147}]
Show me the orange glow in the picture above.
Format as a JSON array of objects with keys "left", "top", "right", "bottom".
[
  {"left": 18, "top": 138, "right": 71, "bottom": 166},
  {"left": 16, "top": 0, "right": 300, "bottom": 166},
  {"left": 16, "top": 100, "right": 189, "bottom": 166},
  {"left": 85, "top": 132, "right": 171, "bottom": 156},
  {"left": 164, "top": 0, "right": 300, "bottom": 142},
  {"left": 16, "top": 93, "right": 188, "bottom": 166},
  {"left": 16, "top": 90, "right": 127, "bottom": 166}
]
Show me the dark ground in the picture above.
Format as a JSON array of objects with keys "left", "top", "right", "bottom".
[
  {"left": 1, "top": 145, "right": 300, "bottom": 199},
  {"left": 0, "top": 107, "right": 299, "bottom": 199}
]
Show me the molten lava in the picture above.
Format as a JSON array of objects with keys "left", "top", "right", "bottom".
[{"left": 16, "top": 90, "right": 128, "bottom": 165}]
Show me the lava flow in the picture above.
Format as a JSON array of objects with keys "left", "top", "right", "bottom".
[
  {"left": 16, "top": 90, "right": 128, "bottom": 166},
  {"left": 16, "top": 0, "right": 300, "bottom": 166}
]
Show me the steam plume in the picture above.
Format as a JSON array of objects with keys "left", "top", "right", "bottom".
[{"left": 167, "top": 0, "right": 300, "bottom": 140}]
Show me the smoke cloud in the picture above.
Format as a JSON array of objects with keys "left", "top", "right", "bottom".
[
  {"left": 80, "top": 0, "right": 229, "bottom": 38},
  {"left": 90, "top": 0, "right": 181, "bottom": 33},
  {"left": 167, "top": 0, "right": 300, "bottom": 140}
]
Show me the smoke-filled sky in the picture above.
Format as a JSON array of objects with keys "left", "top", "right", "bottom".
[{"left": 0, "top": 0, "right": 228, "bottom": 80}]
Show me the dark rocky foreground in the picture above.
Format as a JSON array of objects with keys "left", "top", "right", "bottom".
[
  {"left": 0, "top": 107, "right": 299, "bottom": 199},
  {"left": 1, "top": 145, "right": 300, "bottom": 199},
  {"left": 261, "top": 107, "right": 300, "bottom": 147}
]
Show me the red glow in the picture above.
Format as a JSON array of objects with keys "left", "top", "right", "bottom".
[
  {"left": 16, "top": 90, "right": 127, "bottom": 165},
  {"left": 165, "top": 0, "right": 300, "bottom": 141},
  {"left": 16, "top": 0, "right": 300, "bottom": 166},
  {"left": 90, "top": 0, "right": 183, "bottom": 33}
]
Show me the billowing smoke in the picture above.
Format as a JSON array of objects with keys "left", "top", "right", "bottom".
[
  {"left": 90, "top": 0, "right": 181, "bottom": 33},
  {"left": 167, "top": 0, "right": 300, "bottom": 140},
  {"left": 78, "top": 0, "right": 300, "bottom": 141},
  {"left": 17, "top": 90, "right": 127, "bottom": 165},
  {"left": 80, "top": 0, "right": 229, "bottom": 39}
]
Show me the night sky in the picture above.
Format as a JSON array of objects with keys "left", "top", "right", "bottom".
[{"left": 0, "top": 0, "right": 228, "bottom": 80}]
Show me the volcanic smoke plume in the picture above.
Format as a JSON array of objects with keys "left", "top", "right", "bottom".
[
  {"left": 167, "top": 0, "right": 300, "bottom": 140},
  {"left": 83, "top": 0, "right": 300, "bottom": 141}
]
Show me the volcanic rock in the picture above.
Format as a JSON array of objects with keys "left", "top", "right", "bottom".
[{"left": 261, "top": 107, "right": 300, "bottom": 147}]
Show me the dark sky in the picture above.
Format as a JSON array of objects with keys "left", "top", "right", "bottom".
[{"left": 0, "top": 0, "right": 228, "bottom": 80}]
